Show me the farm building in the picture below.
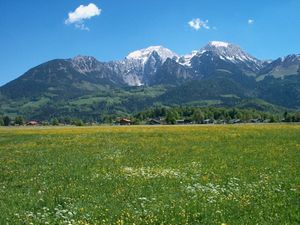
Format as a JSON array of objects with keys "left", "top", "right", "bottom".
[
  {"left": 26, "top": 121, "right": 39, "bottom": 126},
  {"left": 229, "top": 119, "right": 241, "bottom": 124},
  {"left": 250, "top": 119, "right": 261, "bottom": 123},
  {"left": 203, "top": 119, "right": 213, "bottom": 124},
  {"left": 176, "top": 119, "right": 192, "bottom": 125},
  {"left": 119, "top": 118, "right": 133, "bottom": 125},
  {"left": 147, "top": 119, "right": 161, "bottom": 125}
]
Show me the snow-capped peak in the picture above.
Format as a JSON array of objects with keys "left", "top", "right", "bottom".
[
  {"left": 185, "top": 50, "right": 199, "bottom": 58},
  {"left": 209, "top": 41, "right": 230, "bottom": 48},
  {"left": 202, "top": 41, "right": 261, "bottom": 66},
  {"left": 177, "top": 50, "right": 198, "bottom": 66},
  {"left": 126, "top": 46, "right": 178, "bottom": 64}
]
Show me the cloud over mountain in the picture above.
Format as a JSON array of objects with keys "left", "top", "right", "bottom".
[
  {"left": 65, "top": 3, "right": 101, "bottom": 30},
  {"left": 188, "top": 18, "right": 210, "bottom": 30}
]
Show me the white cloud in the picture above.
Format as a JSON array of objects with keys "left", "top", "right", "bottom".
[
  {"left": 65, "top": 3, "right": 101, "bottom": 30},
  {"left": 248, "top": 19, "right": 255, "bottom": 25},
  {"left": 188, "top": 18, "right": 210, "bottom": 30}
]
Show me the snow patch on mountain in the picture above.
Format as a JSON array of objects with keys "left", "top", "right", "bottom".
[
  {"left": 109, "top": 59, "right": 145, "bottom": 86},
  {"left": 123, "top": 73, "right": 143, "bottom": 86},
  {"left": 115, "top": 46, "right": 179, "bottom": 86},
  {"left": 202, "top": 41, "right": 263, "bottom": 70},
  {"left": 209, "top": 41, "right": 230, "bottom": 48},
  {"left": 280, "top": 54, "right": 300, "bottom": 63},
  {"left": 126, "top": 46, "right": 178, "bottom": 64},
  {"left": 177, "top": 50, "right": 198, "bottom": 66},
  {"left": 68, "top": 41, "right": 268, "bottom": 86}
]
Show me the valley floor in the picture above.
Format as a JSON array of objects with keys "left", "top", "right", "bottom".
[{"left": 0, "top": 124, "right": 299, "bottom": 224}]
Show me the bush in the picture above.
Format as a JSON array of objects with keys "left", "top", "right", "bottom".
[
  {"left": 166, "top": 110, "right": 179, "bottom": 125},
  {"left": 192, "top": 109, "right": 204, "bottom": 124},
  {"left": 15, "top": 116, "right": 24, "bottom": 126},
  {"left": 72, "top": 119, "right": 84, "bottom": 126},
  {"left": 51, "top": 118, "right": 59, "bottom": 126}
]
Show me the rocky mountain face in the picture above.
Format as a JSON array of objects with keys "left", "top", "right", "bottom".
[
  {"left": 1, "top": 41, "right": 300, "bottom": 117},
  {"left": 2, "top": 41, "right": 298, "bottom": 90},
  {"left": 0, "top": 57, "right": 125, "bottom": 99},
  {"left": 257, "top": 54, "right": 300, "bottom": 80},
  {"left": 189, "top": 41, "right": 263, "bottom": 77},
  {"left": 110, "top": 46, "right": 179, "bottom": 86}
]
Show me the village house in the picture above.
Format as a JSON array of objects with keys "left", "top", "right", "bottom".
[
  {"left": 119, "top": 118, "right": 133, "bottom": 125},
  {"left": 229, "top": 119, "right": 241, "bottom": 124},
  {"left": 250, "top": 118, "right": 261, "bottom": 123},
  {"left": 147, "top": 119, "right": 161, "bottom": 125},
  {"left": 203, "top": 119, "right": 213, "bottom": 124},
  {"left": 26, "top": 121, "right": 39, "bottom": 126}
]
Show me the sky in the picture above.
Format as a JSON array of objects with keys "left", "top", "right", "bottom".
[{"left": 0, "top": 0, "right": 300, "bottom": 86}]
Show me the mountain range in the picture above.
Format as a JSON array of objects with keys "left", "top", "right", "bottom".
[{"left": 1, "top": 41, "right": 299, "bottom": 120}]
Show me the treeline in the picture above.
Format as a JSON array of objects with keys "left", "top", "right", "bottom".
[
  {"left": 1, "top": 107, "right": 300, "bottom": 126},
  {"left": 134, "top": 106, "right": 300, "bottom": 124},
  {"left": 0, "top": 115, "right": 25, "bottom": 126},
  {"left": 0, "top": 115, "right": 85, "bottom": 126}
]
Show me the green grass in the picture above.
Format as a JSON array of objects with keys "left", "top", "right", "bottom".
[
  {"left": 0, "top": 125, "right": 299, "bottom": 224},
  {"left": 185, "top": 100, "right": 223, "bottom": 107},
  {"left": 21, "top": 97, "right": 51, "bottom": 109},
  {"left": 70, "top": 96, "right": 122, "bottom": 106}
]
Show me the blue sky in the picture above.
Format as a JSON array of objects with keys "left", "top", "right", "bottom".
[{"left": 0, "top": 0, "right": 300, "bottom": 85}]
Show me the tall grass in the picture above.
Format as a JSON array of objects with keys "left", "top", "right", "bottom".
[{"left": 0, "top": 124, "right": 299, "bottom": 224}]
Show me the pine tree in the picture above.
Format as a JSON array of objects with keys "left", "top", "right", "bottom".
[{"left": 3, "top": 116, "right": 11, "bottom": 126}]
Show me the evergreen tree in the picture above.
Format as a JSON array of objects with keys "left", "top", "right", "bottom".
[
  {"left": 283, "top": 111, "right": 288, "bottom": 121},
  {"left": 3, "top": 116, "right": 11, "bottom": 126},
  {"left": 294, "top": 112, "right": 300, "bottom": 122}
]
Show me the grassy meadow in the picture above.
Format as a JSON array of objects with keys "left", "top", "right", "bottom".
[{"left": 0, "top": 124, "right": 299, "bottom": 224}]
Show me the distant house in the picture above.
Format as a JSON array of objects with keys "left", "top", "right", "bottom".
[
  {"left": 184, "top": 119, "right": 193, "bottom": 124},
  {"left": 203, "top": 119, "right": 213, "bottom": 124},
  {"left": 176, "top": 119, "right": 185, "bottom": 125},
  {"left": 250, "top": 119, "right": 261, "bottom": 123},
  {"left": 119, "top": 118, "right": 133, "bottom": 125},
  {"left": 216, "top": 120, "right": 225, "bottom": 124},
  {"left": 229, "top": 119, "right": 241, "bottom": 124},
  {"left": 175, "top": 119, "right": 192, "bottom": 125},
  {"left": 148, "top": 119, "right": 161, "bottom": 125},
  {"left": 26, "top": 121, "right": 39, "bottom": 126}
]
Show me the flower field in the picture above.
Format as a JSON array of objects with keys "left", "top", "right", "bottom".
[{"left": 0, "top": 124, "right": 299, "bottom": 224}]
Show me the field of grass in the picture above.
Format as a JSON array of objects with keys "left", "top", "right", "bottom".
[{"left": 0, "top": 124, "right": 299, "bottom": 224}]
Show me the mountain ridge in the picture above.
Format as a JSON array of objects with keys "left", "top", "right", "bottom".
[
  {"left": 2, "top": 41, "right": 298, "bottom": 88},
  {"left": 0, "top": 41, "right": 299, "bottom": 119}
]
